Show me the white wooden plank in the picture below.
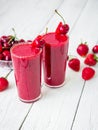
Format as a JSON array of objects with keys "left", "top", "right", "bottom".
[
  {"left": 0, "top": 0, "right": 64, "bottom": 39},
  {"left": 66, "top": 0, "right": 98, "bottom": 129},
  {"left": 21, "top": 0, "right": 89, "bottom": 130},
  {"left": 0, "top": 71, "right": 32, "bottom": 130}
]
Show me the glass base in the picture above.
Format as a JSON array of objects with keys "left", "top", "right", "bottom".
[
  {"left": 19, "top": 94, "right": 41, "bottom": 103},
  {"left": 45, "top": 81, "right": 65, "bottom": 88}
]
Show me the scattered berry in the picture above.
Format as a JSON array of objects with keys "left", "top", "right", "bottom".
[
  {"left": 68, "top": 58, "right": 80, "bottom": 72},
  {"left": 84, "top": 53, "right": 98, "bottom": 66},
  {"left": 92, "top": 45, "right": 98, "bottom": 53},
  {"left": 0, "top": 77, "right": 9, "bottom": 91},
  {"left": 77, "top": 43, "right": 89, "bottom": 57},
  {"left": 82, "top": 67, "right": 95, "bottom": 80}
]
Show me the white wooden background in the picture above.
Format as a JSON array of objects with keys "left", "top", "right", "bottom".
[{"left": 0, "top": 0, "right": 98, "bottom": 130}]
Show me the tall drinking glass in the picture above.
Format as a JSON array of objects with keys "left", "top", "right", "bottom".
[
  {"left": 43, "top": 33, "right": 69, "bottom": 87},
  {"left": 11, "top": 43, "right": 42, "bottom": 103}
]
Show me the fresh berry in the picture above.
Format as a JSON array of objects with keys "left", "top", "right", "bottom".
[
  {"left": 19, "top": 39, "right": 25, "bottom": 43},
  {"left": 55, "top": 33, "right": 68, "bottom": 42},
  {"left": 55, "top": 10, "right": 69, "bottom": 35},
  {"left": 55, "top": 22, "right": 69, "bottom": 35},
  {"left": 68, "top": 58, "right": 80, "bottom": 71},
  {"left": 27, "top": 40, "right": 32, "bottom": 43},
  {"left": 3, "top": 50, "right": 11, "bottom": 61},
  {"left": 0, "top": 44, "right": 3, "bottom": 53},
  {"left": 32, "top": 35, "right": 45, "bottom": 48},
  {"left": 0, "top": 77, "right": 9, "bottom": 91},
  {"left": 92, "top": 45, "right": 98, "bottom": 53},
  {"left": 82, "top": 67, "right": 95, "bottom": 80},
  {"left": 0, "top": 53, "right": 4, "bottom": 60},
  {"left": 84, "top": 53, "right": 98, "bottom": 66},
  {"left": 77, "top": 43, "right": 89, "bottom": 57}
]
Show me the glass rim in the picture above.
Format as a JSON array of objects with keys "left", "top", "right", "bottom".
[{"left": 11, "top": 43, "right": 42, "bottom": 59}]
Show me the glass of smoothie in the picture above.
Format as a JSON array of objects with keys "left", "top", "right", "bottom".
[
  {"left": 11, "top": 43, "right": 42, "bottom": 103},
  {"left": 43, "top": 33, "right": 69, "bottom": 87}
]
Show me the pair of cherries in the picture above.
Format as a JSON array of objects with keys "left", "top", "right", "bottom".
[{"left": 32, "top": 10, "right": 70, "bottom": 49}]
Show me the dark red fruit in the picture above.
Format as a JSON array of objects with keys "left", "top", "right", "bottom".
[
  {"left": 77, "top": 43, "right": 89, "bottom": 57},
  {"left": 82, "top": 67, "right": 95, "bottom": 80},
  {"left": 84, "top": 53, "right": 98, "bottom": 66},
  {"left": 3, "top": 50, "right": 11, "bottom": 61},
  {"left": 55, "top": 33, "right": 68, "bottom": 42},
  {"left": 0, "top": 53, "right": 4, "bottom": 60},
  {"left": 92, "top": 45, "right": 98, "bottom": 53},
  {"left": 19, "top": 39, "right": 25, "bottom": 43},
  {"left": 0, "top": 44, "right": 3, "bottom": 53},
  {"left": 32, "top": 35, "right": 45, "bottom": 48},
  {"left": 68, "top": 58, "right": 80, "bottom": 71},
  {"left": 55, "top": 22, "right": 69, "bottom": 35},
  {"left": 0, "top": 77, "right": 9, "bottom": 91},
  {"left": 55, "top": 9, "right": 69, "bottom": 35}
]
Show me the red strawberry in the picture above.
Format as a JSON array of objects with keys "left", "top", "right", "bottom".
[
  {"left": 92, "top": 45, "right": 98, "bottom": 53},
  {"left": 82, "top": 67, "right": 95, "bottom": 80},
  {"left": 0, "top": 77, "right": 9, "bottom": 91},
  {"left": 68, "top": 58, "right": 80, "bottom": 71},
  {"left": 77, "top": 43, "right": 89, "bottom": 57},
  {"left": 84, "top": 53, "right": 98, "bottom": 66}
]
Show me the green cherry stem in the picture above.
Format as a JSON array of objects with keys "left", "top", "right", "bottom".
[
  {"left": 12, "top": 28, "right": 18, "bottom": 40},
  {"left": 55, "top": 9, "right": 65, "bottom": 24},
  {"left": 45, "top": 27, "right": 48, "bottom": 34},
  {"left": 5, "top": 69, "right": 13, "bottom": 79}
]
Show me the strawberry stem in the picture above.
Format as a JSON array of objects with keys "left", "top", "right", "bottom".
[
  {"left": 55, "top": 9, "right": 65, "bottom": 24},
  {"left": 5, "top": 69, "right": 13, "bottom": 79}
]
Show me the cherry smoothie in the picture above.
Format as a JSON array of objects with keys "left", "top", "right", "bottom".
[
  {"left": 43, "top": 33, "right": 69, "bottom": 87},
  {"left": 11, "top": 43, "right": 42, "bottom": 103}
]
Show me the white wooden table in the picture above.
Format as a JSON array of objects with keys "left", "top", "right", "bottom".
[{"left": 0, "top": 0, "right": 98, "bottom": 130}]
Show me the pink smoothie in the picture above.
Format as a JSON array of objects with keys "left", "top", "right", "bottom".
[
  {"left": 43, "top": 33, "right": 69, "bottom": 87},
  {"left": 11, "top": 43, "right": 42, "bottom": 102}
]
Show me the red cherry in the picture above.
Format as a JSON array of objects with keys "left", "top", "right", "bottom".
[
  {"left": 0, "top": 44, "right": 3, "bottom": 53},
  {"left": 0, "top": 77, "right": 9, "bottom": 91},
  {"left": 32, "top": 35, "right": 45, "bottom": 48},
  {"left": 3, "top": 50, "right": 11, "bottom": 61},
  {"left": 68, "top": 58, "right": 80, "bottom": 71},
  {"left": 77, "top": 43, "right": 89, "bottom": 57},
  {"left": 92, "top": 45, "right": 98, "bottom": 53},
  {"left": 82, "top": 67, "right": 95, "bottom": 80},
  {"left": 55, "top": 22, "right": 69, "bottom": 35},
  {"left": 19, "top": 39, "right": 25, "bottom": 43},
  {"left": 0, "top": 53, "right": 4, "bottom": 60},
  {"left": 55, "top": 33, "right": 68, "bottom": 41},
  {"left": 55, "top": 9, "right": 69, "bottom": 35},
  {"left": 84, "top": 53, "right": 98, "bottom": 66}
]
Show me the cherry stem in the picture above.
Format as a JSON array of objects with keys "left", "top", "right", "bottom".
[
  {"left": 5, "top": 69, "right": 13, "bottom": 79},
  {"left": 55, "top": 9, "right": 65, "bottom": 24},
  {"left": 45, "top": 27, "right": 48, "bottom": 34},
  {"left": 12, "top": 28, "right": 18, "bottom": 40}
]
